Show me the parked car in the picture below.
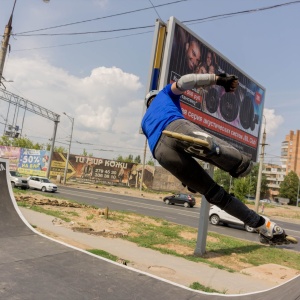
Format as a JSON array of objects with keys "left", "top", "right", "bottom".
[
  {"left": 209, "top": 205, "right": 256, "bottom": 233},
  {"left": 260, "top": 199, "right": 271, "bottom": 203},
  {"left": 163, "top": 193, "right": 196, "bottom": 208},
  {"left": 9, "top": 171, "right": 29, "bottom": 190},
  {"left": 27, "top": 176, "right": 57, "bottom": 192},
  {"left": 244, "top": 195, "right": 255, "bottom": 202}
]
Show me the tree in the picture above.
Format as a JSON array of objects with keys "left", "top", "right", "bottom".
[
  {"left": 213, "top": 168, "right": 232, "bottom": 193},
  {"left": 81, "top": 148, "right": 93, "bottom": 157},
  {"left": 146, "top": 157, "right": 155, "bottom": 166},
  {"left": 0, "top": 135, "right": 42, "bottom": 149},
  {"left": 231, "top": 164, "right": 269, "bottom": 201},
  {"left": 134, "top": 155, "right": 141, "bottom": 164},
  {"left": 245, "top": 164, "right": 269, "bottom": 199},
  {"left": 232, "top": 178, "right": 248, "bottom": 202},
  {"left": 279, "top": 171, "right": 299, "bottom": 205},
  {"left": 114, "top": 154, "right": 142, "bottom": 163},
  {"left": 0, "top": 136, "right": 69, "bottom": 153},
  {"left": 45, "top": 143, "right": 67, "bottom": 153}
]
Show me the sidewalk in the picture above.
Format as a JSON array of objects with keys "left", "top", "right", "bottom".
[{"left": 20, "top": 207, "right": 279, "bottom": 295}]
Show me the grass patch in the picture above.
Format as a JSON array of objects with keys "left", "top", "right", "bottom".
[
  {"left": 87, "top": 249, "right": 119, "bottom": 262},
  {"left": 189, "top": 282, "right": 226, "bottom": 294},
  {"left": 86, "top": 214, "right": 94, "bottom": 221},
  {"left": 16, "top": 193, "right": 300, "bottom": 273},
  {"left": 18, "top": 201, "right": 71, "bottom": 222},
  {"left": 13, "top": 188, "right": 28, "bottom": 194},
  {"left": 66, "top": 211, "right": 80, "bottom": 217}
]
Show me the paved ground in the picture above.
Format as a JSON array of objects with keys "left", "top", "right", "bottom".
[
  {"left": 1, "top": 157, "right": 300, "bottom": 299},
  {"left": 20, "top": 207, "right": 288, "bottom": 294}
]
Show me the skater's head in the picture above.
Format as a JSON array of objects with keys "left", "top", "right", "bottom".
[{"left": 145, "top": 90, "right": 159, "bottom": 108}]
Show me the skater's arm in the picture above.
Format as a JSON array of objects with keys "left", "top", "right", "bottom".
[{"left": 171, "top": 73, "right": 238, "bottom": 94}]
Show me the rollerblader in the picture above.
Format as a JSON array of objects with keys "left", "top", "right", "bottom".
[{"left": 141, "top": 73, "right": 297, "bottom": 246}]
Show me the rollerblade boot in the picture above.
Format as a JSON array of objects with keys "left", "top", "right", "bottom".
[{"left": 258, "top": 216, "right": 298, "bottom": 245}]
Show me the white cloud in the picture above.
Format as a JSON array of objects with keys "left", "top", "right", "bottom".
[
  {"left": 263, "top": 108, "right": 284, "bottom": 137},
  {"left": 76, "top": 104, "right": 113, "bottom": 130},
  {"left": 4, "top": 58, "right": 145, "bottom": 157}
]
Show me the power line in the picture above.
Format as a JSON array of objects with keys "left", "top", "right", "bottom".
[
  {"left": 12, "top": 1, "right": 300, "bottom": 37},
  {"left": 13, "top": 24, "right": 154, "bottom": 37},
  {"left": 148, "top": 0, "right": 162, "bottom": 20},
  {"left": 12, "top": 31, "right": 153, "bottom": 52},
  {"left": 183, "top": 1, "right": 300, "bottom": 24},
  {"left": 9, "top": 1, "right": 300, "bottom": 52},
  {"left": 13, "top": 0, "right": 189, "bottom": 35}
]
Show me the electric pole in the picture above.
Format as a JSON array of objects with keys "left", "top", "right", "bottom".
[
  {"left": 0, "top": 0, "right": 17, "bottom": 86},
  {"left": 255, "top": 125, "right": 267, "bottom": 213}
]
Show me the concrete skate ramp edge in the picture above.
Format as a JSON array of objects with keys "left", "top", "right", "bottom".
[{"left": 0, "top": 158, "right": 299, "bottom": 300}]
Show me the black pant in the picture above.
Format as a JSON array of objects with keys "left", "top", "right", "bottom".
[{"left": 154, "top": 119, "right": 260, "bottom": 227}]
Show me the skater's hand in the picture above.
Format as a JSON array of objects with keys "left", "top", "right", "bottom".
[{"left": 216, "top": 73, "right": 238, "bottom": 92}]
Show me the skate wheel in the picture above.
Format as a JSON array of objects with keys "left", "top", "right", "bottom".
[
  {"left": 162, "top": 131, "right": 209, "bottom": 147},
  {"left": 286, "top": 236, "right": 298, "bottom": 244}
]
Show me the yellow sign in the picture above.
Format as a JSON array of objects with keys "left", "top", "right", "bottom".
[{"left": 50, "top": 153, "right": 76, "bottom": 179}]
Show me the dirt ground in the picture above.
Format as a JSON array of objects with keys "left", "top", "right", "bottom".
[{"left": 15, "top": 183, "right": 300, "bottom": 284}]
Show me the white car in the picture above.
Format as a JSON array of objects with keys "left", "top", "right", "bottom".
[
  {"left": 209, "top": 205, "right": 256, "bottom": 233},
  {"left": 27, "top": 176, "right": 57, "bottom": 193},
  {"left": 9, "top": 171, "right": 29, "bottom": 190}
]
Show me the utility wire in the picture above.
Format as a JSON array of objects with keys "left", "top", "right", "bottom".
[
  {"left": 14, "top": 0, "right": 188, "bottom": 35},
  {"left": 12, "top": 31, "right": 153, "bottom": 51},
  {"left": 11, "top": 1, "right": 300, "bottom": 38},
  {"left": 148, "top": 0, "right": 162, "bottom": 20},
  {"left": 183, "top": 0, "right": 300, "bottom": 24},
  {"left": 13, "top": 25, "right": 154, "bottom": 37},
  {"left": 13, "top": 30, "right": 153, "bottom": 50},
  {"left": 9, "top": 1, "right": 300, "bottom": 53}
]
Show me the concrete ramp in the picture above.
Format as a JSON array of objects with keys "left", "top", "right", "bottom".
[{"left": 0, "top": 158, "right": 299, "bottom": 300}]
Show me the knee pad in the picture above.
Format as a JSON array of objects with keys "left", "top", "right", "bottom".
[{"left": 229, "top": 155, "right": 253, "bottom": 178}]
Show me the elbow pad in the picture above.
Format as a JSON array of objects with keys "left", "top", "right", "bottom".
[{"left": 176, "top": 74, "right": 216, "bottom": 91}]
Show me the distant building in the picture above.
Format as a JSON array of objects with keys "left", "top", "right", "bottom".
[
  {"left": 281, "top": 130, "right": 300, "bottom": 176},
  {"left": 262, "top": 163, "right": 286, "bottom": 199}
]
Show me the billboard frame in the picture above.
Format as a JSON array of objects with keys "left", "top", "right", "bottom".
[{"left": 159, "top": 16, "right": 266, "bottom": 162}]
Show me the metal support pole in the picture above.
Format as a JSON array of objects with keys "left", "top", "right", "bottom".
[
  {"left": 255, "top": 126, "right": 267, "bottom": 213},
  {"left": 194, "top": 163, "right": 214, "bottom": 256},
  {"left": 63, "top": 113, "right": 74, "bottom": 185},
  {"left": 139, "top": 138, "right": 147, "bottom": 191},
  {"left": 46, "top": 119, "right": 59, "bottom": 178}
]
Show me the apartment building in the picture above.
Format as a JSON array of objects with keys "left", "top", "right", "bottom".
[
  {"left": 281, "top": 130, "right": 300, "bottom": 176},
  {"left": 262, "top": 163, "right": 286, "bottom": 199}
]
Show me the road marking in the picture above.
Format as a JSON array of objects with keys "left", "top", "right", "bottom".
[
  {"left": 59, "top": 188, "right": 200, "bottom": 218},
  {"left": 166, "top": 216, "right": 177, "bottom": 220}
]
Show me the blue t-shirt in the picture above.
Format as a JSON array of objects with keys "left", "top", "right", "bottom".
[{"left": 141, "top": 84, "right": 184, "bottom": 157}]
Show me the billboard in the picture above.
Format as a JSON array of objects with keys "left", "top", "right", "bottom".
[
  {"left": 159, "top": 17, "right": 266, "bottom": 161},
  {"left": 0, "top": 146, "right": 155, "bottom": 189},
  {"left": 0, "top": 146, "right": 21, "bottom": 171},
  {"left": 51, "top": 153, "right": 155, "bottom": 189},
  {"left": 18, "top": 149, "right": 50, "bottom": 176}
]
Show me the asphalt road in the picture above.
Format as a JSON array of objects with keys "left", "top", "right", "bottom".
[{"left": 52, "top": 186, "right": 300, "bottom": 252}]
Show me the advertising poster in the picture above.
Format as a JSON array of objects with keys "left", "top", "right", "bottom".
[
  {"left": 0, "top": 146, "right": 21, "bottom": 171},
  {"left": 51, "top": 153, "right": 155, "bottom": 188},
  {"left": 18, "top": 149, "right": 50, "bottom": 176},
  {"left": 162, "top": 17, "right": 265, "bottom": 160}
]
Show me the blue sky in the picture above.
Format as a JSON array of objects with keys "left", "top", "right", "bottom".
[{"left": 0, "top": 0, "right": 299, "bottom": 164}]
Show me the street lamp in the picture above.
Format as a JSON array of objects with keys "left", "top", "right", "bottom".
[{"left": 63, "top": 112, "right": 74, "bottom": 185}]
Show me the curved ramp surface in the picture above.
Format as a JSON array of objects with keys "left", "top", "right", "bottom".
[{"left": 0, "top": 158, "right": 299, "bottom": 300}]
